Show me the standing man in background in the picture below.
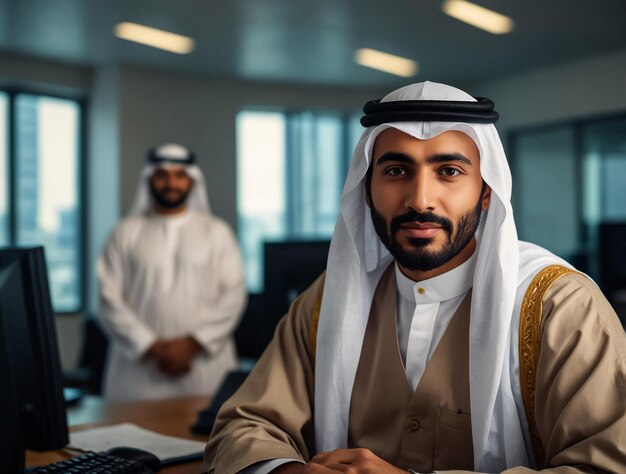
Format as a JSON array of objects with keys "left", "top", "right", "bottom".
[{"left": 98, "top": 143, "right": 247, "bottom": 401}]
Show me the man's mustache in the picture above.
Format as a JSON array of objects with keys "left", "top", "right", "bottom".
[
  {"left": 158, "top": 188, "right": 183, "bottom": 194},
  {"left": 390, "top": 211, "right": 453, "bottom": 234}
]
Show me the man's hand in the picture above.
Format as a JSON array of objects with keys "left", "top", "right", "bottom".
[
  {"left": 144, "top": 340, "right": 168, "bottom": 360},
  {"left": 271, "top": 449, "right": 407, "bottom": 473},
  {"left": 145, "top": 336, "right": 203, "bottom": 377}
]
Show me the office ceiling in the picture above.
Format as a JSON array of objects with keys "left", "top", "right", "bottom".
[{"left": 1, "top": 0, "right": 625, "bottom": 88}]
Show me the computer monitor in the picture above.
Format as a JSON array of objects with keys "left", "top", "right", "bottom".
[
  {"left": 235, "top": 240, "right": 330, "bottom": 362},
  {"left": 0, "top": 247, "right": 69, "bottom": 472},
  {"left": 598, "top": 222, "right": 626, "bottom": 296},
  {"left": 263, "top": 239, "right": 330, "bottom": 324}
]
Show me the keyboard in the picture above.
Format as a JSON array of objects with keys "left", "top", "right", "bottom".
[{"left": 26, "top": 451, "right": 155, "bottom": 473}]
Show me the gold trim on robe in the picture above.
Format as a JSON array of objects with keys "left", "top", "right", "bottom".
[{"left": 519, "top": 264, "right": 577, "bottom": 468}]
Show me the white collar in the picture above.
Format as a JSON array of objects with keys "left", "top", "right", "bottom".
[
  {"left": 395, "top": 250, "right": 477, "bottom": 305},
  {"left": 147, "top": 208, "right": 193, "bottom": 224}
]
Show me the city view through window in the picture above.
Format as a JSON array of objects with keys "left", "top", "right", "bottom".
[
  {"left": 237, "top": 110, "right": 361, "bottom": 293},
  {"left": 0, "top": 93, "right": 8, "bottom": 246},
  {"left": 0, "top": 92, "right": 82, "bottom": 312}
]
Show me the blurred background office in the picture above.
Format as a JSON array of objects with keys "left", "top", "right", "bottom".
[{"left": 0, "top": 0, "right": 625, "bottom": 393}]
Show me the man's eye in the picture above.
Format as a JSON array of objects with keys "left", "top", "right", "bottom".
[
  {"left": 385, "top": 167, "right": 407, "bottom": 176},
  {"left": 440, "top": 167, "right": 461, "bottom": 177}
]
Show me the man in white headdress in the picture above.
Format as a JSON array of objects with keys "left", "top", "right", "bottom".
[
  {"left": 97, "top": 143, "right": 247, "bottom": 401},
  {"left": 205, "top": 82, "right": 626, "bottom": 473}
]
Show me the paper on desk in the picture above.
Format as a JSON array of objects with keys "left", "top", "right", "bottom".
[{"left": 68, "top": 422, "right": 206, "bottom": 461}]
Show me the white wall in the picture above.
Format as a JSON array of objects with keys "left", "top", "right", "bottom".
[
  {"left": 116, "top": 66, "right": 387, "bottom": 227},
  {"left": 466, "top": 47, "right": 626, "bottom": 134},
  {"left": 0, "top": 51, "right": 91, "bottom": 96},
  {"left": 88, "top": 66, "right": 121, "bottom": 312}
]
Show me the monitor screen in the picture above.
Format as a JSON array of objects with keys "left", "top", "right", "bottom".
[
  {"left": 599, "top": 222, "right": 626, "bottom": 295},
  {"left": 212, "top": 240, "right": 330, "bottom": 436},
  {"left": 263, "top": 239, "right": 330, "bottom": 323},
  {"left": 235, "top": 240, "right": 330, "bottom": 362},
  {"left": 0, "top": 247, "right": 68, "bottom": 472}
]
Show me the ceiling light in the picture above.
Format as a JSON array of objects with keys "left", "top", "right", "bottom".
[
  {"left": 442, "top": 0, "right": 514, "bottom": 35},
  {"left": 114, "top": 22, "right": 195, "bottom": 54},
  {"left": 354, "top": 48, "right": 418, "bottom": 78}
]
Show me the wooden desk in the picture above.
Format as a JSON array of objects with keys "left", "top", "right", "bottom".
[{"left": 26, "top": 395, "right": 211, "bottom": 473}]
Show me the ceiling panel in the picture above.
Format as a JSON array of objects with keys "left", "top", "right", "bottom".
[{"left": 1, "top": 0, "right": 625, "bottom": 87}]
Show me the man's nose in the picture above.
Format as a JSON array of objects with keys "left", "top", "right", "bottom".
[
  {"left": 165, "top": 176, "right": 181, "bottom": 187},
  {"left": 404, "top": 173, "right": 436, "bottom": 213}
]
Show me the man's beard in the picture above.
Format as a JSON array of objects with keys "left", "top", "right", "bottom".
[
  {"left": 370, "top": 193, "right": 484, "bottom": 272},
  {"left": 150, "top": 184, "right": 191, "bottom": 209}
]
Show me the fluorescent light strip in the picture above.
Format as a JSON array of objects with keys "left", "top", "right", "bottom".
[
  {"left": 114, "top": 22, "right": 195, "bottom": 54},
  {"left": 355, "top": 48, "right": 418, "bottom": 78},
  {"left": 442, "top": 0, "right": 514, "bottom": 35}
]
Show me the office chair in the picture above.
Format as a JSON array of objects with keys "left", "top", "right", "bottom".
[{"left": 63, "top": 317, "right": 109, "bottom": 395}]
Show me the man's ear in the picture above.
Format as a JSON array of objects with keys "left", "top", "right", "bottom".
[{"left": 482, "top": 184, "right": 492, "bottom": 210}]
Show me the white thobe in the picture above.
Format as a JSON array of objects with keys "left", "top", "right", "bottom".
[{"left": 97, "top": 209, "right": 247, "bottom": 401}]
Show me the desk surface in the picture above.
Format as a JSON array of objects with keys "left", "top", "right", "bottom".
[{"left": 26, "top": 395, "right": 211, "bottom": 473}]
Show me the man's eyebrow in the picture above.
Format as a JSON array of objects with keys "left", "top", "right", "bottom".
[
  {"left": 427, "top": 153, "right": 473, "bottom": 166},
  {"left": 375, "top": 152, "right": 414, "bottom": 166},
  {"left": 374, "top": 151, "right": 473, "bottom": 166}
]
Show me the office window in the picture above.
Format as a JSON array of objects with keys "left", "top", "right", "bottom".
[
  {"left": 582, "top": 117, "right": 626, "bottom": 222},
  {"left": 510, "top": 114, "right": 626, "bottom": 281},
  {"left": 0, "top": 93, "right": 8, "bottom": 246},
  {"left": 237, "top": 112, "right": 287, "bottom": 293},
  {"left": 237, "top": 110, "right": 360, "bottom": 292},
  {"left": 2, "top": 92, "right": 83, "bottom": 312},
  {"left": 511, "top": 126, "right": 579, "bottom": 258}
]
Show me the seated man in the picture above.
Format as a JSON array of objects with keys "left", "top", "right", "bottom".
[{"left": 205, "top": 82, "right": 626, "bottom": 473}]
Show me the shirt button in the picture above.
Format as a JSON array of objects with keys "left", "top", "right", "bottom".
[
  {"left": 417, "top": 287, "right": 425, "bottom": 294},
  {"left": 409, "top": 419, "right": 421, "bottom": 431}
]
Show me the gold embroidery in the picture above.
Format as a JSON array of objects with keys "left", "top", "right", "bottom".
[{"left": 519, "top": 264, "right": 576, "bottom": 468}]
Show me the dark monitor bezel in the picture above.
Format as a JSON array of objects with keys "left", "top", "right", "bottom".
[
  {"left": 263, "top": 239, "right": 330, "bottom": 319},
  {"left": 0, "top": 246, "right": 69, "bottom": 471}
]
